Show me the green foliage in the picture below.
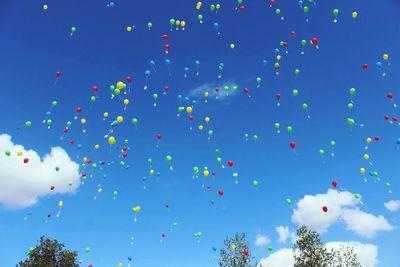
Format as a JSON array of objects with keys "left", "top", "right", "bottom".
[
  {"left": 219, "top": 233, "right": 256, "bottom": 267},
  {"left": 17, "top": 236, "right": 79, "bottom": 267},
  {"left": 293, "top": 226, "right": 361, "bottom": 267}
]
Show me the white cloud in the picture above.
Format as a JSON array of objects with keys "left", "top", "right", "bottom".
[
  {"left": 258, "top": 242, "right": 378, "bottom": 267},
  {"left": 0, "top": 134, "right": 80, "bottom": 209},
  {"left": 254, "top": 234, "right": 270, "bottom": 247},
  {"left": 291, "top": 189, "right": 393, "bottom": 238},
  {"left": 384, "top": 200, "right": 400, "bottom": 212},
  {"left": 275, "top": 226, "right": 291, "bottom": 243},
  {"left": 189, "top": 81, "right": 240, "bottom": 100}
]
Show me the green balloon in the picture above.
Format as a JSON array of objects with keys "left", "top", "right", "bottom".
[
  {"left": 110, "top": 85, "right": 115, "bottom": 92},
  {"left": 193, "top": 166, "right": 199, "bottom": 173},
  {"left": 71, "top": 26, "right": 77, "bottom": 33},
  {"left": 224, "top": 85, "right": 229, "bottom": 92},
  {"left": 330, "top": 141, "right": 336, "bottom": 147},
  {"left": 256, "top": 77, "right": 262, "bottom": 83},
  {"left": 274, "top": 122, "right": 280, "bottom": 129},
  {"left": 210, "top": 5, "right": 215, "bottom": 11},
  {"left": 385, "top": 182, "right": 391, "bottom": 188},
  {"left": 292, "top": 89, "right": 299, "bottom": 96},
  {"left": 333, "top": 9, "right": 339, "bottom": 16},
  {"left": 253, "top": 134, "right": 258, "bottom": 140},
  {"left": 67, "top": 121, "right": 72, "bottom": 126},
  {"left": 114, "top": 191, "right": 118, "bottom": 196},
  {"left": 169, "top": 19, "right": 176, "bottom": 25},
  {"left": 25, "top": 121, "right": 32, "bottom": 127},
  {"left": 274, "top": 62, "right": 280, "bottom": 68},
  {"left": 215, "top": 149, "right": 220, "bottom": 154},
  {"left": 29, "top": 247, "right": 35, "bottom": 254},
  {"left": 114, "top": 88, "right": 121, "bottom": 95},
  {"left": 319, "top": 149, "right": 325, "bottom": 155},
  {"left": 245, "top": 133, "right": 249, "bottom": 138},
  {"left": 52, "top": 101, "right": 58, "bottom": 107},
  {"left": 285, "top": 198, "right": 292, "bottom": 205},
  {"left": 132, "top": 118, "right": 138, "bottom": 124},
  {"left": 178, "top": 106, "right": 184, "bottom": 112},
  {"left": 276, "top": 9, "right": 281, "bottom": 15},
  {"left": 268, "top": 246, "right": 273, "bottom": 252},
  {"left": 294, "top": 69, "right": 300, "bottom": 75},
  {"left": 237, "top": 0, "right": 243, "bottom": 4},
  {"left": 216, "top": 157, "right": 222, "bottom": 163},
  {"left": 90, "top": 96, "right": 96, "bottom": 102},
  {"left": 166, "top": 155, "right": 172, "bottom": 162},
  {"left": 287, "top": 126, "right": 293, "bottom": 133},
  {"left": 147, "top": 22, "right": 153, "bottom": 29},
  {"left": 208, "top": 130, "right": 214, "bottom": 136},
  {"left": 148, "top": 158, "right": 152, "bottom": 163},
  {"left": 301, "top": 39, "right": 306, "bottom": 46},
  {"left": 252, "top": 180, "right": 258, "bottom": 187},
  {"left": 354, "top": 193, "right": 361, "bottom": 199},
  {"left": 233, "top": 172, "right": 238, "bottom": 177},
  {"left": 153, "top": 93, "right": 158, "bottom": 99},
  {"left": 346, "top": 118, "right": 355, "bottom": 126},
  {"left": 46, "top": 119, "right": 52, "bottom": 126},
  {"left": 5, "top": 150, "right": 11, "bottom": 156},
  {"left": 197, "top": 15, "right": 203, "bottom": 21},
  {"left": 85, "top": 247, "right": 91, "bottom": 253},
  {"left": 232, "top": 86, "right": 238, "bottom": 91},
  {"left": 349, "top": 88, "right": 356, "bottom": 95},
  {"left": 347, "top": 103, "right": 354, "bottom": 110},
  {"left": 172, "top": 222, "right": 177, "bottom": 227},
  {"left": 302, "top": 103, "right": 308, "bottom": 110},
  {"left": 303, "top": 6, "right": 309, "bottom": 13}
]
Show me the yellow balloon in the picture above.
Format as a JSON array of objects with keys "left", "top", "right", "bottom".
[
  {"left": 203, "top": 170, "right": 209, "bottom": 177},
  {"left": 181, "top": 21, "right": 186, "bottom": 27},
  {"left": 360, "top": 167, "right": 365, "bottom": 174},
  {"left": 198, "top": 125, "right": 204, "bottom": 130},
  {"left": 123, "top": 99, "right": 129, "bottom": 106},
  {"left": 98, "top": 187, "right": 102, "bottom": 193},
  {"left": 94, "top": 144, "right": 100, "bottom": 150},
  {"left": 43, "top": 4, "right": 48, "bottom": 10},
  {"left": 205, "top": 117, "right": 210, "bottom": 123},
  {"left": 118, "top": 263, "right": 123, "bottom": 267},
  {"left": 116, "top": 81, "right": 125, "bottom": 90},
  {"left": 83, "top": 157, "right": 88, "bottom": 162},
  {"left": 216, "top": 4, "right": 221, "bottom": 9},
  {"left": 58, "top": 201, "right": 63, "bottom": 208},
  {"left": 366, "top": 137, "right": 372, "bottom": 143},
  {"left": 383, "top": 54, "right": 389, "bottom": 61},
  {"left": 186, "top": 106, "right": 193, "bottom": 113},
  {"left": 134, "top": 205, "right": 141, "bottom": 213},
  {"left": 204, "top": 91, "right": 209, "bottom": 97},
  {"left": 108, "top": 136, "right": 116, "bottom": 145},
  {"left": 150, "top": 169, "right": 155, "bottom": 175},
  {"left": 103, "top": 112, "right": 109, "bottom": 118},
  {"left": 276, "top": 55, "right": 281, "bottom": 61},
  {"left": 363, "top": 154, "right": 369, "bottom": 160},
  {"left": 176, "top": 20, "right": 181, "bottom": 26},
  {"left": 126, "top": 26, "right": 133, "bottom": 32},
  {"left": 231, "top": 244, "right": 236, "bottom": 250},
  {"left": 17, "top": 151, "right": 23, "bottom": 156},
  {"left": 352, "top": 11, "right": 358, "bottom": 19},
  {"left": 117, "top": 116, "right": 124, "bottom": 123},
  {"left": 80, "top": 118, "right": 86, "bottom": 125},
  {"left": 230, "top": 43, "right": 235, "bottom": 49}
]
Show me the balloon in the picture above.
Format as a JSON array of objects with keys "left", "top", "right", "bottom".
[
  {"left": 347, "top": 103, "right": 354, "bottom": 110},
  {"left": 80, "top": 118, "right": 86, "bottom": 125},
  {"left": 363, "top": 154, "right": 369, "bottom": 160},
  {"left": 294, "top": 69, "right": 300, "bottom": 76},
  {"left": 302, "top": 103, "right": 308, "bottom": 109},
  {"left": 332, "top": 180, "right": 337, "bottom": 187},
  {"left": 290, "top": 141, "right": 296, "bottom": 149},
  {"left": 166, "top": 155, "right": 172, "bottom": 162},
  {"left": 352, "top": 11, "right": 358, "bottom": 19},
  {"left": 349, "top": 88, "right": 356, "bottom": 95},
  {"left": 383, "top": 54, "right": 389, "bottom": 61},
  {"left": 43, "top": 5, "right": 48, "bottom": 10},
  {"left": 108, "top": 136, "right": 116, "bottom": 145},
  {"left": 132, "top": 118, "right": 138, "bottom": 125},
  {"left": 23, "top": 158, "right": 29, "bottom": 164},
  {"left": 126, "top": 26, "right": 133, "bottom": 32},
  {"left": 55, "top": 71, "right": 61, "bottom": 77},
  {"left": 218, "top": 190, "right": 224, "bottom": 196},
  {"left": 322, "top": 206, "right": 328, "bottom": 212},
  {"left": 147, "top": 22, "right": 153, "bottom": 29},
  {"left": 311, "top": 37, "right": 318, "bottom": 46},
  {"left": 332, "top": 8, "right": 339, "bottom": 16},
  {"left": 71, "top": 26, "right": 77, "bottom": 33},
  {"left": 25, "top": 121, "right": 32, "bottom": 127},
  {"left": 227, "top": 160, "right": 234, "bottom": 167},
  {"left": 85, "top": 247, "right": 91, "bottom": 253},
  {"left": 287, "top": 126, "right": 293, "bottom": 133},
  {"left": 186, "top": 106, "right": 193, "bottom": 113},
  {"left": 346, "top": 118, "right": 355, "bottom": 126},
  {"left": 268, "top": 246, "right": 273, "bottom": 251},
  {"left": 231, "top": 244, "right": 237, "bottom": 250},
  {"left": 58, "top": 201, "right": 63, "bottom": 208},
  {"left": 303, "top": 6, "right": 309, "bottom": 13},
  {"left": 252, "top": 180, "right": 258, "bottom": 187},
  {"left": 285, "top": 198, "right": 292, "bottom": 205},
  {"left": 5, "top": 150, "right": 11, "bottom": 156}
]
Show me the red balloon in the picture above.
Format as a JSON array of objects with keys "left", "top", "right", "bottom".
[
  {"left": 243, "top": 250, "right": 249, "bottom": 256},
  {"left": 270, "top": 0, "right": 275, "bottom": 5},
  {"left": 162, "top": 233, "right": 166, "bottom": 238},
  {"left": 218, "top": 189, "right": 224, "bottom": 196},
  {"left": 384, "top": 115, "right": 389, "bottom": 120},
  {"left": 188, "top": 115, "right": 194, "bottom": 121},
  {"left": 165, "top": 203, "right": 169, "bottom": 208},
  {"left": 164, "top": 85, "right": 169, "bottom": 92},
  {"left": 393, "top": 116, "right": 398, "bottom": 122},
  {"left": 212, "top": 171, "right": 216, "bottom": 176},
  {"left": 215, "top": 87, "right": 220, "bottom": 93},
  {"left": 290, "top": 141, "right": 296, "bottom": 149},
  {"left": 23, "top": 158, "right": 29, "bottom": 164},
  {"left": 387, "top": 92, "right": 393, "bottom": 99},
  {"left": 69, "top": 140, "right": 75, "bottom": 144},
  {"left": 156, "top": 133, "right": 162, "bottom": 139},
  {"left": 63, "top": 128, "right": 68, "bottom": 133},
  {"left": 88, "top": 265, "right": 93, "bottom": 267},
  {"left": 164, "top": 44, "right": 170, "bottom": 50},
  {"left": 331, "top": 180, "right": 337, "bottom": 188},
  {"left": 126, "top": 76, "right": 132, "bottom": 83},
  {"left": 207, "top": 185, "right": 211, "bottom": 189},
  {"left": 322, "top": 206, "right": 328, "bottom": 213},
  {"left": 311, "top": 37, "right": 318, "bottom": 46},
  {"left": 362, "top": 63, "right": 368, "bottom": 70},
  {"left": 227, "top": 160, "right": 234, "bottom": 167},
  {"left": 47, "top": 214, "right": 51, "bottom": 218},
  {"left": 87, "top": 159, "right": 92, "bottom": 164},
  {"left": 283, "top": 41, "right": 288, "bottom": 47},
  {"left": 82, "top": 173, "right": 87, "bottom": 178},
  {"left": 50, "top": 186, "right": 55, "bottom": 190},
  {"left": 290, "top": 31, "right": 296, "bottom": 37},
  {"left": 239, "top": 5, "right": 245, "bottom": 11},
  {"left": 122, "top": 146, "right": 127, "bottom": 151},
  {"left": 276, "top": 93, "right": 281, "bottom": 100},
  {"left": 92, "top": 86, "right": 99, "bottom": 92},
  {"left": 55, "top": 71, "right": 61, "bottom": 77},
  {"left": 162, "top": 34, "right": 169, "bottom": 41},
  {"left": 374, "top": 136, "right": 380, "bottom": 141},
  {"left": 243, "top": 87, "right": 249, "bottom": 93},
  {"left": 76, "top": 107, "right": 82, "bottom": 113},
  {"left": 122, "top": 153, "right": 127, "bottom": 158}
]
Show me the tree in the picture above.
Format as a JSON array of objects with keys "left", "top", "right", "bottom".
[
  {"left": 219, "top": 233, "right": 257, "bottom": 267},
  {"left": 293, "top": 226, "right": 361, "bottom": 267},
  {"left": 17, "top": 236, "right": 80, "bottom": 267}
]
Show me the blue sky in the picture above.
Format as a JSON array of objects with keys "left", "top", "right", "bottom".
[{"left": 0, "top": 0, "right": 400, "bottom": 266}]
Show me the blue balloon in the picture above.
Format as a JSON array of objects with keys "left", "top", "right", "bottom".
[
  {"left": 55, "top": 167, "right": 60, "bottom": 171},
  {"left": 213, "top": 22, "right": 219, "bottom": 28},
  {"left": 210, "top": 199, "right": 215, "bottom": 204},
  {"left": 128, "top": 257, "right": 132, "bottom": 261},
  {"left": 195, "top": 60, "right": 200, "bottom": 66},
  {"left": 111, "top": 120, "right": 119, "bottom": 127},
  {"left": 165, "top": 59, "right": 171, "bottom": 65},
  {"left": 142, "top": 176, "right": 147, "bottom": 182},
  {"left": 46, "top": 111, "right": 51, "bottom": 116},
  {"left": 274, "top": 48, "right": 280, "bottom": 54},
  {"left": 77, "top": 144, "right": 82, "bottom": 150},
  {"left": 369, "top": 171, "right": 374, "bottom": 176},
  {"left": 184, "top": 67, "right": 189, "bottom": 72},
  {"left": 145, "top": 70, "right": 151, "bottom": 76},
  {"left": 376, "top": 61, "right": 382, "bottom": 68},
  {"left": 212, "top": 247, "right": 217, "bottom": 252},
  {"left": 262, "top": 59, "right": 268, "bottom": 65},
  {"left": 149, "top": 60, "right": 156, "bottom": 66},
  {"left": 396, "top": 138, "right": 400, "bottom": 145}
]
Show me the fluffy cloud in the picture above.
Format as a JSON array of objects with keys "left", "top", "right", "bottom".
[
  {"left": 189, "top": 81, "right": 240, "bottom": 100},
  {"left": 258, "top": 242, "right": 378, "bottom": 267},
  {"left": 291, "top": 189, "right": 393, "bottom": 238},
  {"left": 384, "top": 200, "right": 400, "bottom": 212},
  {"left": 0, "top": 134, "right": 80, "bottom": 209},
  {"left": 275, "top": 226, "right": 291, "bottom": 243},
  {"left": 254, "top": 234, "right": 270, "bottom": 247}
]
